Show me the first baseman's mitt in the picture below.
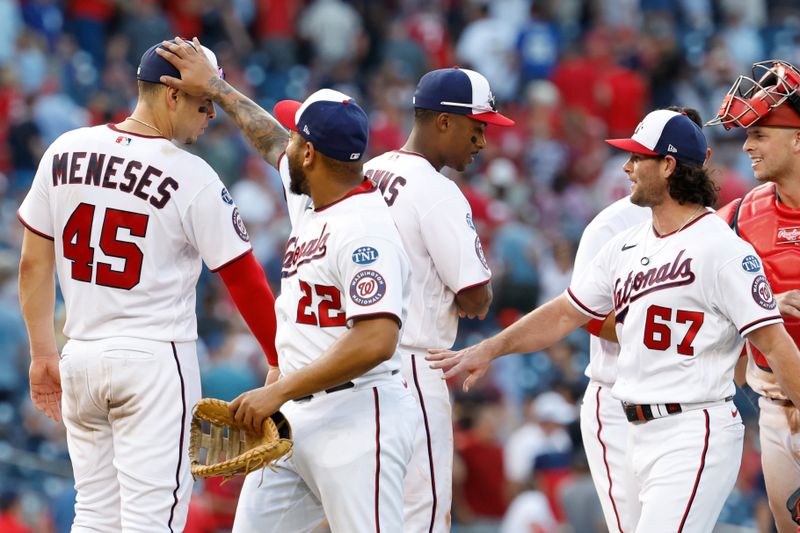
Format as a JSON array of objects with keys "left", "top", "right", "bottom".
[
  {"left": 189, "top": 398, "right": 292, "bottom": 480},
  {"left": 788, "top": 486, "right": 800, "bottom": 526}
]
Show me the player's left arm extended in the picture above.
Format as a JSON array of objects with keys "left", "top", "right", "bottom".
[
  {"left": 747, "top": 323, "right": 800, "bottom": 407},
  {"left": 156, "top": 37, "right": 288, "bottom": 168},
  {"left": 428, "top": 294, "right": 590, "bottom": 391},
  {"left": 230, "top": 317, "right": 399, "bottom": 434},
  {"left": 18, "top": 229, "right": 62, "bottom": 422}
]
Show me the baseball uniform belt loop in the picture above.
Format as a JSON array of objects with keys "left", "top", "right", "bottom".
[
  {"left": 623, "top": 396, "right": 734, "bottom": 423},
  {"left": 293, "top": 369, "right": 400, "bottom": 403}
]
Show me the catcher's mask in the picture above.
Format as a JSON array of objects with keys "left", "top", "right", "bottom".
[{"left": 707, "top": 60, "right": 800, "bottom": 129}]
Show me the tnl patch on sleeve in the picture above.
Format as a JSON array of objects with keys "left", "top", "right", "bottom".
[{"left": 349, "top": 269, "right": 386, "bottom": 306}]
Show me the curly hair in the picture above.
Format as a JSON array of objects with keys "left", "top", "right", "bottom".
[{"left": 667, "top": 161, "right": 719, "bottom": 207}]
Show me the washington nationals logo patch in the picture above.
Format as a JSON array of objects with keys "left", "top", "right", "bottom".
[
  {"left": 350, "top": 270, "right": 386, "bottom": 306},
  {"left": 751, "top": 274, "right": 776, "bottom": 310},
  {"left": 741, "top": 255, "right": 761, "bottom": 273},
  {"left": 475, "top": 236, "right": 489, "bottom": 270},
  {"left": 232, "top": 208, "right": 249, "bottom": 242}
]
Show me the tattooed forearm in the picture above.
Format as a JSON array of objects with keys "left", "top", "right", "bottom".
[{"left": 207, "top": 77, "right": 288, "bottom": 168}]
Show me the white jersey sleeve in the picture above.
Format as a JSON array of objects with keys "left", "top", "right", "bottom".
[
  {"left": 183, "top": 181, "right": 253, "bottom": 271},
  {"left": 420, "top": 189, "right": 491, "bottom": 292},
  {"left": 18, "top": 140, "right": 60, "bottom": 238},
  {"left": 336, "top": 236, "right": 408, "bottom": 326},
  {"left": 713, "top": 251, "right": 784, "bottom": 337},
  {"left": 566, "top": 233, "right": 623, "bottom": 320}
]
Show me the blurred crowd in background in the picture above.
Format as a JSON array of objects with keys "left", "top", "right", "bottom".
[{"left": 0, "top": 0, "right": 796, "bottom": 531}]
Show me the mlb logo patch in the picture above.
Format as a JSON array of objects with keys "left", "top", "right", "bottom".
[{"left": 116, "top": 136, "right": 132, "bottom": 146}]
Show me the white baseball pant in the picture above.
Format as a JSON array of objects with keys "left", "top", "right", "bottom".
[
  {"left": 757, "top": 395, "right": 800, "bottom": 533},
  {"left": 580, "top": 382, "right": 639, "bottom": 533},
  {"left": 60, "top": 337, "right": 201, "bottom": 532},
  {"left": 628, "top": 401, "right": 743, "bottom": 532},
  {"left": 401, "top": 350, "right": 453, "bottom": 533},
  {"left": 232, "top": 376, "right": 418, "bottom": 533}
]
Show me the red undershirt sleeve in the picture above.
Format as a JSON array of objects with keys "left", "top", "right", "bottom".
[
  {"left": 584, "top": 318, "right": 605, "bottom": 337},
  {"left": 217, "top": 251, "right": 279, "bottom": 366}
]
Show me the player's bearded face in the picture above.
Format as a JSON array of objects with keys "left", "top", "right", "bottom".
[
  {"left": 626, "top": 154, "right": 668, "bottom": 207},
  {"left": 287, "top": 137, "right": 310, "bottom": 196}
]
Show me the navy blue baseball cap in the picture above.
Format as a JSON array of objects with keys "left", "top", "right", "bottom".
[
  {"left": 413, "top": 68, "right": 515, "bottom": 127},
  {"left": 606, "top": 109, "right": 707, "bottom": 165},
  {"left": 274, "top": 89, "right": 369, "bottom": 162},
  {"left": 137, "top": 39, "right": 223, "bottom": 84}
]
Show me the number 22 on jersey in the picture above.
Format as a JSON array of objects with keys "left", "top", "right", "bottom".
[{"left": 62, "top": 202, "right": 149, "bottom": 290}]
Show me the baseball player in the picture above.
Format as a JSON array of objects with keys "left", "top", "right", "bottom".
[
  {"left": 17, "top": 41, "right": 279, "bottom": 532},
  {"left": 577, "top": 107, "right": 708, "bottom": 533},
  {"left": 708, "top": 59, "right": 800, "bottom": 532},
  {"left": 429, "top": 109, "right": 800, "bottom": 532},
  {"left": 155, "top": 38, "right": 419, "bottom": 532},
  {"left": 363, "top": 67, "right": 513, "bottom": 532}
]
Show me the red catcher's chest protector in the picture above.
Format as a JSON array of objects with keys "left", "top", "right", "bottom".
[{"left": 731, "top": 183, "right": 800, "bottom": 371}]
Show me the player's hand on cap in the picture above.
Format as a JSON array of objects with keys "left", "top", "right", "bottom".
[
  {"left": 229, "top": 385, "right": 284, "bottom": 436},
  {"left": 156, "top": 37, "right": 220, "bottom": 98},
  {"left": 777, "top": 289, "right": 800, "bottom": 320},
  {"left": 427, "top": 342, "right": 495, "bottom": 392},
  {"left": 29, "top": 355, "right": 62, "bottom": 423}
]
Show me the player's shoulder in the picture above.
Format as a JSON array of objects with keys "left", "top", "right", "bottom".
[
  {"left": 588, "top": 196, "right": 650, "bottom": 232},
  {"left": 697, "top": 212, "right": 756, "bottom": 258},
  {"left": 50, "top": 125, "right": 105, "bottom": 147},
  {"left": 366, "top": 150, "right": 451, "bottom": 187}
]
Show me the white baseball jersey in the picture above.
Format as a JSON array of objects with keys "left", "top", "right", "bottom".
[
  {"left": 572, "top": 196, "right": 650, "bottom": 385},
  {"left": 273, "top": 155, "right": 411, "bottom": 378},
  {"left": 17, "top": 125, "right": 252, "bottom": 342},
  {"left": 363, "top": 150, "right": 491, "bottom": 349},
  {"left": 567, "top": 212, "right": 783, "bottom": 404}
]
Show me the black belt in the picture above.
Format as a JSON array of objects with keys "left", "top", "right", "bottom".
[
  {"left": 293, "top": 369, "right": 399, "bottom": 402},
  {"left": 623, "top": 396, "right": 734, "bottom": 423},
  {"left": 624, "top": 402, "right": 682, "bottom": 422}
]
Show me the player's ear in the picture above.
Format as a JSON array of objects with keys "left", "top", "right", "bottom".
[
  {"left": 792, "top": 129, "right": 800, "bottom": 153},
  {"left": 303, "top": 141, "right": 316, "bottom": 168},
  {"left": 662, "top": 155, "right": 677, "bottom": 176},
  {"left": 435, "top": 112, "right": 450, "bottom": 132},
  {"left": 165, "top": 86, "right": 180, "bottom": 110}
]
